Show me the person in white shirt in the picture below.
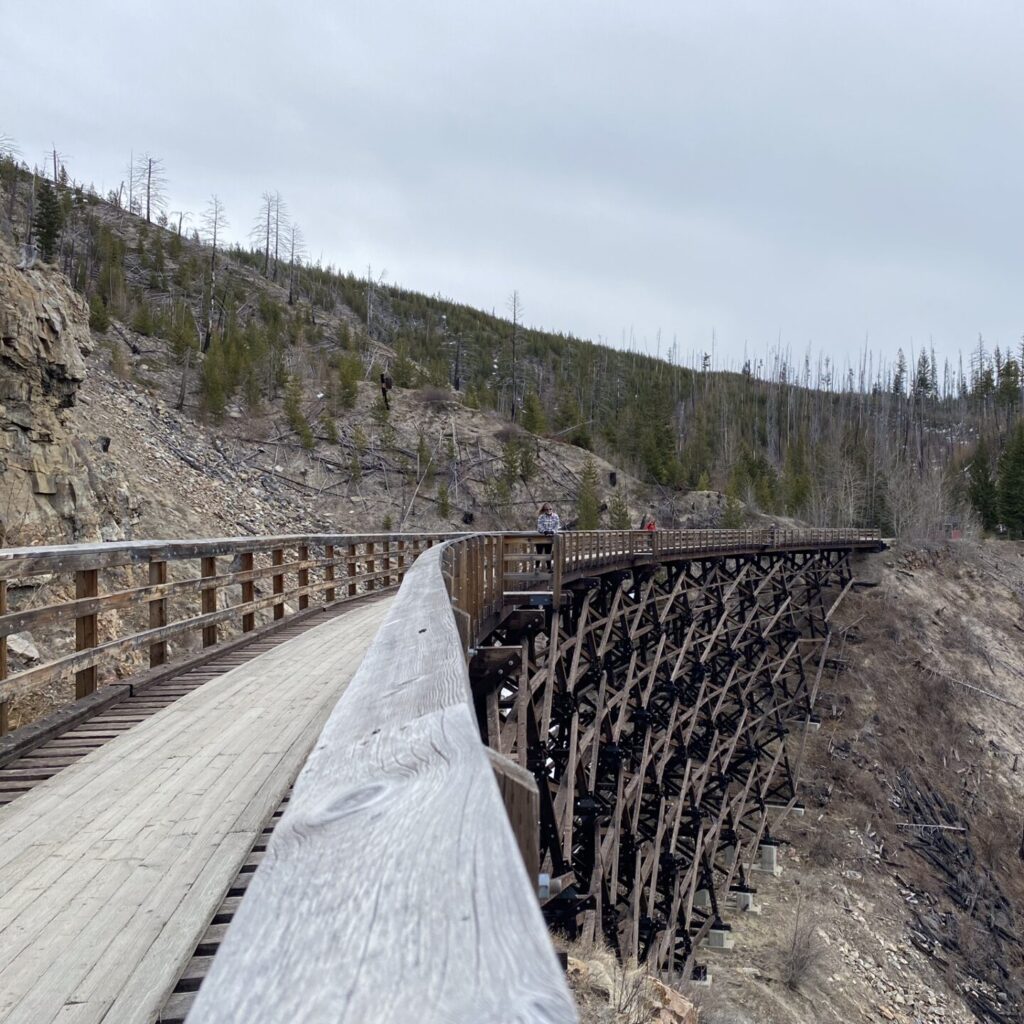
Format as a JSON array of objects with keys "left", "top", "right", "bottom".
[{"left": 535, "top": 504, "right": 560, "bottom": 573}]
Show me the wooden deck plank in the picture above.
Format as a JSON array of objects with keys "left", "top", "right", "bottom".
[
  {"left": 0, "top": 614, "right": 368, "bottom": 857},
  {"left": 0, "top": 597, "right": 391, "bottom": 1024}
]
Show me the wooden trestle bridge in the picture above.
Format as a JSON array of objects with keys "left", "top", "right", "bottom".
[{"left": 0, "top": 527, "right": 883, "bottom": 1023}]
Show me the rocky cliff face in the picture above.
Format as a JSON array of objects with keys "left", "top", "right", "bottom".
[{"left": 0, "top": 242, "right": 99, "bottom": 546}]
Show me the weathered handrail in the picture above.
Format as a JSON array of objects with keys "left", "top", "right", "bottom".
[
  {"left": 443, "top": 526, "right": 883, "bottom": 621},
  {"left": 185, "top": 538, "right": 578, "bottom": 1024}
]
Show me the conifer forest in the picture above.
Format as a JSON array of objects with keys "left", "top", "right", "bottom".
[{"left": 2, "top": 137, "right": 1019, "bottom": 543}]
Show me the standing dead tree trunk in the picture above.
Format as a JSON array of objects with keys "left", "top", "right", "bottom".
[
  {"left": 201, "top": 195, "right": 228, "bottom": 352},
  {"left": 135, "top": 154, "right": 167, "bottom": 224}
]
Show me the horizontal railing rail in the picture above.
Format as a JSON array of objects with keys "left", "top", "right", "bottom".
[{"left": 556, "top": 526, "right": 883, "bottom": 581}]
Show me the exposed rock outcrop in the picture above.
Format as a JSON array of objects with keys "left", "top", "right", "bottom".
[{"left": 0, "top": 241, "right": 99, "bottom": 545}]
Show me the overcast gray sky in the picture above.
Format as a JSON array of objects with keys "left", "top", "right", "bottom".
[{"left": 5, "top": 0, "right": 1024, "bottom": 370}]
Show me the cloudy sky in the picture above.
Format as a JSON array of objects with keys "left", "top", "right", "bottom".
[{"left": 6, "top": 1, "right": 1024, "bottom": 369}]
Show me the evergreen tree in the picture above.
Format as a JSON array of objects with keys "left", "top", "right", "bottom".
[
  {"left": 577, "top": 456, "right": 601, "bottom": 529},
  {"left": 284, "top": 375, "right": 314, "bottom": 449},
  {"left": 336, "top": 355, "right": 361, "bottom": 410},
  {"left": 33, "top": 180, "right": 64, "bottom": 261},
  {"left": 913, "top": 351, "right": 933, "bottom": 400},
  {"left": 518, "top": 440, "right": 537, "bottom": 484},
  {"left": 608, "top": 488, "right": 631, "bottom": 529},
  {"left": 521, "top": 391, "right": 547, "bottom": 434},
  {"left": 968, "top": 437, "right": 998, "bottom": 531},
  {"left": 88, "top": 295, "right": 110, "bottom": 332},
  {"left": 892, "top": 349, "right": 907, "bottom": 396},
  {"left": 997, "top": 424, "right": 1024, "bottom": 536},
  {"left": 722, "top": 494, "right": 744, "bottom": 528},
  {"left": 199, "top": 343, "right": 229, "bottom": 421}
]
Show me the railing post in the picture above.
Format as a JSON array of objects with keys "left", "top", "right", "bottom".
[
  {"left": 272, "top": 548, "right": 285, "bottom": 620},
  {"left": 75, "top": 568, "right": 98, "bottom": 699},
  {"left": 347, "top": 543, "right": 358, "bottom": 597},
  {"left": 0, "top": 578, "right": 7, "bottom": 688},
  {"left": 324, "top": 544, "right": 336, "bottom": 603},
  {"left": 552, "top": 534, "right": 563, "bottom": 603},
  {"left": 201, "top": 556, "right": 218, "bottom": 647},
  {"left": 488, "top": 749, "right": 540, "bottom": 884},
  {"left": 0, "top": 579, "right": 7, "bottom": 736},
  {"left": 240, "top": 552, "right": 255, "bottom": 632},
  {"left": 397, "top": 539, "right": 406, "bottom": 582},
  {"left": 383, "top": 540, "right": 391, "bottom": 588},
  {"left": 366, "top": 542, "right": 376, "bottom": 592},
  {"left": 297, "top": 544, "right": 310, "bottom": 611},
  {"left": 148, "top": 559, "right": 168, "bottom": 667}
]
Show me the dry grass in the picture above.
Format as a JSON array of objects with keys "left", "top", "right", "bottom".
[
  {"left": 416, "top": 385, "right": 450, "bottom": 407},
  {"left": 779, "top": 895, "right": 825, "bottom": 991},
  {"left": 553, "top": 933, "right": 661, "bottom": 1024}
]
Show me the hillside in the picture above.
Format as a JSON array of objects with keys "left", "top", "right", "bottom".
[
  {"left": 4, "top": 148, "right": 1024, "bottom": 1024},
  {"left": 5, "top": 148, "right": 1021, "bottom": 547}
]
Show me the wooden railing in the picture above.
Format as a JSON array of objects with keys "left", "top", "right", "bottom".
[
  {"left": 442, "top": 527, "right": 885, "bottom": 630},
  {"left": 556, "top": 526, "right": 883, "bottom": 583},
  {"left": 0, "top": 533, "right": 450, "bottom": 738}
]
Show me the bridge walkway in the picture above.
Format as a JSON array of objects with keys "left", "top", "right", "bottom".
[{"left": 0, "top": 594, "right": 391, "bottom": 1024}]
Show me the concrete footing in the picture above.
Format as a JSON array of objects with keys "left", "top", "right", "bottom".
[
  {"left": 750, "top": 842, "right": 782, "bottom": 876},
  {"left": 730, "top": 889, "right": 761, "bottom": 913},
  {"left": 701, "top": 927, "right": 735, "bottom": 950}
]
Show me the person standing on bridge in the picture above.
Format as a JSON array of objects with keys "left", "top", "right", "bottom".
[
  {"left": 537, "top": 503, "right": 560, "bottom": 537},
  {"left": 535, "top": 503, "right": 560, "bottom": 571}
]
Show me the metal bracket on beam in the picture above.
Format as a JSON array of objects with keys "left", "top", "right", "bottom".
[{"left": 503, "top": 608, "right": 546, "bottom": 641}]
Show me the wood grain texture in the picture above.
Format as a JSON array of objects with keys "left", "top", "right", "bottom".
[
  {"left": 187, "top": 545, "right": 577, "bottom": 1024},
  {"left": 0, "top": 599, "right": 390, "bottom": 1024}
]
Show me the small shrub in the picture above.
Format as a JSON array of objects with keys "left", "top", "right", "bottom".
[
  {"left": 495, "top": 423, "right": 526, "bottom": 445},
  {"left": 131, "top": 301, "right": 155, "bottom": 336},
  {"left": 780, "top": 896, "right": 825, "bottom": 990},
  {"left": 88, "top": 294, "right": 110, "bottom": 332}
]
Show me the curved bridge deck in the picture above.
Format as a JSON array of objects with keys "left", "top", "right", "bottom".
[{"left": 0, "top": 597, "right": 390, "bottom": 1024}]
